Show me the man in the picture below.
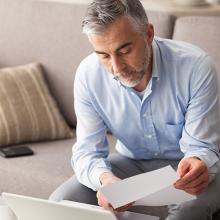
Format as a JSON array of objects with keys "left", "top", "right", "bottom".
[{"left": 50, "top": 0, "right": 220, "bottom": 219}]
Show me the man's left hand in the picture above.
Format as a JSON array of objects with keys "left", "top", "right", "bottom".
[{"left": 174, "top": 157, "right": 209, "bottom": 195}]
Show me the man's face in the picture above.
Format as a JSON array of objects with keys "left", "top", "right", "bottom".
[{"left": 88, "top": 16, "right": 154, "bottom": 89}]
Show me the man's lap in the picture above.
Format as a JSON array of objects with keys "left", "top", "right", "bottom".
[
  {"left": 49, "top": 153, "right": 220, "bottom": 220},
  {"left": 49, "top": 153, "right": 179, "bottom": 202}
]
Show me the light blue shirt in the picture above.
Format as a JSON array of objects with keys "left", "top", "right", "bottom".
[{"left": 72, "top": 37, "right": 220, "bottom": 191}]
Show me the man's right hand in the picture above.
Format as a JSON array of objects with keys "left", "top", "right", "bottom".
[
  {"left": 97, "top": 172, "right": 133, "bottom": 212},
  {"left": 96, "top": 172, "right": 120, "bottom": 211}
]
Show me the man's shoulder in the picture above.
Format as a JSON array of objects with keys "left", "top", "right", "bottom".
[
  {"left": 75, "top": 52, "right": 111, "bottom": 90},
  {"left": 82, "top": 52, "right": 99, "bottom": 62},
  {"left": 155, "top": 37, "right": 207, "bottom": 61},
  {"left": 80, "top": 52, "right": 101, "bottom": 69},
  {"left": 76, "top": 52, "right": 105, "bottom": 79},
  {"left": 153, "top": 37, "right": 215, "bottom": 85}
]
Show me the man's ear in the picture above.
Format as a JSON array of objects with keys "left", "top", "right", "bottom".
[{"left": 146, "top": 24, "right": 154, "bottom": 44}]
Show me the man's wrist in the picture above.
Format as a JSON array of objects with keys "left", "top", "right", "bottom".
[
  {"left": 191, "top": 156, "right": 201, "bottom": 161},
  {"left": 99, "top": 172, "right": 114, "bottom": 185}
]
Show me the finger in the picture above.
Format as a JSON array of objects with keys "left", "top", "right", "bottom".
[
  {"left": 104, "top": 204, "right": 114, "bottom": 211},
  {"left": 175, "top": 171, "right": 201, "bottom": 189},
  {"left": 176, "top": 169, "right": 208, "bottom": 189},
  {"left": 177, "top": 164, "right": 207, "bottom": 186},
  {"left": 98, "top": 198, "right": 114, "bottom": 211},
  {"left": 175, "top": 176, "right": 208, "bottom": 192},
  {"left": 97, "top": 191, "right": 113, "bottom": 211},
  {"left": 184, "top": 181, "right": 209, "bottom": 195},
  {"left": 180, "top": 167, "right": 206, "bottom": 185},
  {"left": 183, "top": 172, "right": 209, "bottom": 189},
  {"left": 185, "top": 175, "right": 209, "bottom": 189},
  {"left": 177, "top": 162, "right": 189, "bottom": 178},
  {"left": 97, "top": 191, "right": 108, "bottom": 205},
  {"left": 177, "top": 159, "right": 195, "bottom": 178},
  {"left": 184, "top": 184, "right": 207, "bottom": 195}
]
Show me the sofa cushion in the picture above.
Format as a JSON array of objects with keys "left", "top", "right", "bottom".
[
  {"left": 0, "top": 133, "right": 117, "bottom": 199},
  {"left": 0, "top": 138, "right": 75, "bottom": 199},
  {"left": 0, "top": 0, "right": 93, "bottom": 127},
  {"left": 0, "top": 63, "right": 73, "bottom": 147},
  {"left": 172, "top": 16, "right": 220, "bottom": 76},
  {"left": 146, "top": 11, "right": 176, "bottom": 39}
]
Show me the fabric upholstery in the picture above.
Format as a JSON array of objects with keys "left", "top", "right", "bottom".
[
  {"left": 173, "top": 16, "right": 220, "bottom": 77},
  {"left": 0, "top": 134, "right": 116, "bottom": 199},
  {"left": 0, "top": 0, "right": 93, "bottom": 127},
  {"left": 146, "top": 11, "right": 176, "bottom": 39},
  {"left": 0, "top": 63, "right": 73, "bottom": 147},
  {"left": 0, "top": 138, "right": 75, "bottom": 199}
]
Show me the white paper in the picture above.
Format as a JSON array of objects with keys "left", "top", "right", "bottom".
[
  {"left": 100, "top": 165, "right": 196, "bottom": 209},
  {"left": 134, "top": 185, "right": 196, "bottom": 206},
  {"left": 115, "top": 211, "right": 159, "bottom": 220}
]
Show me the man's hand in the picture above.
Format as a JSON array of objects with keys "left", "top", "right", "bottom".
[
  {"left": 96, "top": 172, "right": 133, "bottom": 212},
  {"left": 174, "top": 157, "right": 209, "bottom": 195}
]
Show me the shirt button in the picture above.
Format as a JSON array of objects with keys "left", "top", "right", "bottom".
[
  {"left": 154, "top": 153, "right": 158, "bottom": 156},
  {"left": 145, "top": 134, "right": 152, "bottom": 138},
  {"left": 143, "top": 113, "right": 148, "bottom": 118}
]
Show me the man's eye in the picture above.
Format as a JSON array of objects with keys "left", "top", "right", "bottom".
[
  {"left": 100, "top": 54, "right": 110, "bottom": 60},
  {"left": 120, "top": 47, "right": 131, "bottom": 55}
]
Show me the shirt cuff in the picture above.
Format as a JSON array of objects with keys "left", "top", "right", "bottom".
[{"left": 90, "top": 168, "right": 113, "bottom": 190}]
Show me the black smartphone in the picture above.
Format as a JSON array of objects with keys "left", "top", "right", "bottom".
[{"left": 0, "top": 145, "right": 34, "bottom": 158}]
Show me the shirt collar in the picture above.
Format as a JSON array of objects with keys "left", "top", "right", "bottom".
[{"left": 151, "top": 38, "right": 160, "bottom": 80}]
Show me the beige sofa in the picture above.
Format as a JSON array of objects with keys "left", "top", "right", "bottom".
[{"left": 0, "top": 0, "right": 220, "bottom": 219}]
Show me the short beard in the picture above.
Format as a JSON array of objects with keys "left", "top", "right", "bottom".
[{"left": 116, "top": 44, "right": 151, "bottom": 88}]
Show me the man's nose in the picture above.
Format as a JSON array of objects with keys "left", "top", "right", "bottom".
[{"left": 111, "top": 56, "right": 126, "bottom": 74}]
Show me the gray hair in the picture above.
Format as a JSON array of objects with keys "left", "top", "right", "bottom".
[{"left": 82, "top": 0, "right": 148, "bottom": 35}]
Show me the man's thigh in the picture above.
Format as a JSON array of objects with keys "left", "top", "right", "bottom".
[
  {"left": 137, "top": 158, "right": 179, "bottom": 172},
  {"left": 109, "top": 153, "right": 179, "bottom": 178},
  {"left": 166, "top": 171, "right": 220, "bottom": 220},
  {"left": 49, "top": 153, "right": 144, "bottom": 203}
]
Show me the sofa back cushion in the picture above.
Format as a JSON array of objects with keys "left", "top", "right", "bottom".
[
  {"left": 147, "top": 11, "right": 176, "bottom": 39},
  {"left": 173, "top": 16, "right": 220, "bottom": 84},
  {"left": 0, "top": 0, "right": 92, "bottom": 127},
  {"left": 0, "top": 0, "right": 175, "bottom": 127}
]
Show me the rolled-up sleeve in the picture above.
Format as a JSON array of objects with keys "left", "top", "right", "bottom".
[
  {"left": 71, "top": 62, "right": 112, "bottom": 191},
  {"left": 180, "top": 55, "right": 220, "bottom": 174}
]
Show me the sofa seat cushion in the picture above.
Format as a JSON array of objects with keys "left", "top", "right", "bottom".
[
  {"left": 0, "top": 133, "right": 117, "bottom": 198},
  {"left": 0, "top": 138, "right": 75, "bottom": 199},
  {"left": 0, "top": 63, "right": 73, "bottom": 147}
]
